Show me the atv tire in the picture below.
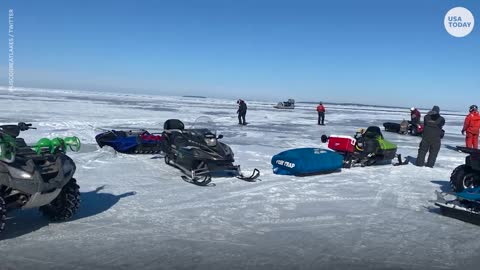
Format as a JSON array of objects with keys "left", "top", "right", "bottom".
[
  {"left": 0, "top": 196, "right": 6, "bottom": 233},
  {"left": 40, "top": 178, "right": 80, "bottom": 221},
  {"left": 450, "top": 165, "right": 479, "bottom": 192}
]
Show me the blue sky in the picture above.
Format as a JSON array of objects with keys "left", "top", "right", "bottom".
[{"left": 0, "top": 0, "right": 478, "bottom": 109}]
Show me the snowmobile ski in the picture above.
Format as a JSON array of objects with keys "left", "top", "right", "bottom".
[
  {"left": 444, "top": 145, "right": 463, "bottom": 153},
  {"left": 181, "top": 175, "right": 214, "bottom": 186},
  {"left": 165, "top": 157, "right": 213, "bottom": 186},
  {"left": 393, "top": 154, "right": 410, "bottom": 166},
  {"left": 434, "top": 190, "right": 480, "bottom": 225},
  {"left": 236, "top": 168, "right": 260, "bottom": 182}
]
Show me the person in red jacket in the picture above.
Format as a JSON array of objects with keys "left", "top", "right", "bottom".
[
  {"left": 409, "top": 107, "right": 422, "bottom": 135},
  {"left": 316, "top": 102, "right": 326, "bottom": 125},
  {"left": 410, "top": 107, "right": 421, "bottom": 124},
  {"left": 462, "top": 105, "right": 480, "bottom": 149}
]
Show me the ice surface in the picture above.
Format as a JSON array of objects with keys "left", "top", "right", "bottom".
[{"left": 0, "top": 88, "right": 477, "bottom": 270}]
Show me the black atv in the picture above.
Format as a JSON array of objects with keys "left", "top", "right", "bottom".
[
  {"left": 161, "top": 117, "right": 260, "bottom": 186},
  {"left": 450, "top": 146, "right": 480, "bottom": 192},
  {"left": 0, "top": 122, "right": 81, "bottom": 234}
]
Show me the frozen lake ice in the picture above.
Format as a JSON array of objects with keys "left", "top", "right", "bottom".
[{"left": 0, "top": 87, "right": 477, "bottom": 270}]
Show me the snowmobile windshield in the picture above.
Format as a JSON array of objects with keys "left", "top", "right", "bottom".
[
  {"left": 191, "top": 117, "right": 217, "bottom": 133},
  {"left": 191, "top": 117, "right": 218, "bottom": 147}
]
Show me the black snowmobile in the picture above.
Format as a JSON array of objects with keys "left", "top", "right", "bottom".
[
  {"left": 450, "top": 146, "right": 480, "bottom": 192},
  {"left": 0, "top": 122, "right": 81, "bottom": 234},
  {"left": 161, "top": 117, "right": 260, "bottom": 186},
  {"left": 383, "top": 120, "right": 424, "bottom": 136}
]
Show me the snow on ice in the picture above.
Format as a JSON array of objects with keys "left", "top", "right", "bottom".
[{"left": 0, "top": 87, "right": 478, "bottom": 270}]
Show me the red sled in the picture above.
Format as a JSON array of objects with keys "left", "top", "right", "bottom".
[
  {"left": 327, "top": 135, "right": 356, "bottom": 153},
  {"left": 141, "top": 133, "right": 164, "bottom": 142}
]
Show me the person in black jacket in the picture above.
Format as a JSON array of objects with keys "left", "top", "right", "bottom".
[
  {"left": 416, "top": 105, "right": 445, "bottom": 168},
  {"left": 237, "top": 99, "right": 247, "bottom": 125}
]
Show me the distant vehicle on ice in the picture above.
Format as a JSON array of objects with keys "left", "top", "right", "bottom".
[{"left": 274, "top": 99, "right": 295, "bottom": 109}]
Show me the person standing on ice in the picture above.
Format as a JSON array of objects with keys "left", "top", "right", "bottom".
[
  {"left": 462, "top": 105, "right": 480, "bottom": 149},
  {"left": 237, "top": 99, "right": 247, "bottom": 125},
  {"left": 316, "top": 102, "right": 326, "bottom": 125},
  {"left": 416, "top": 105, "right": 445, "bottom": 168},
  {"left": 410, "top": 107, "right": 421, "bottom": 124},
  {"left": 409, "top": 107, "right": 421, "bottom": 134}
]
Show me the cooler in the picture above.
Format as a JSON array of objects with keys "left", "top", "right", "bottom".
[{"left": 327, "top": 135, "right": 356, "bottom": 153}]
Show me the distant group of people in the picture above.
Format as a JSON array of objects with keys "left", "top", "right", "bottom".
[
  {"left": 235, "top": 99, "right": 480, "bottom": 168},
  {"left": 411, "top": 105, "right": 480, "bottom": 168},
  {"left": 235, "top": 99, "right": 328, "bottom": 126}
]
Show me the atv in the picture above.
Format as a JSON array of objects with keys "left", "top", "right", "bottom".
[
  {"left": 321, "top": 126, "right": 400, "bottom": 168},
  {"left": 450, "top": 146, "right": 480, "bottom": 192},
  {"left": 161, "top": 117, "right": 260, "bottom": 186},
  {"left": 0, "top": 122, "right": 81, "bottom": 234}
]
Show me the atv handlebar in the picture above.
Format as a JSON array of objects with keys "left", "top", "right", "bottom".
[{"left": 18, "top": 122, "right": 36, "bottom": 131}]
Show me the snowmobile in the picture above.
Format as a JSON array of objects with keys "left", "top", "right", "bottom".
[
  {"left": 161, "top": 117, "right": 260, "bottom": 186},
  {"left": 450, "top": 146, "right": 480, "bottom": 192},
  {"left": 321, "top": 126, "right": 401, "bottom": 168},
  {"left": 0, "top": 122, "right": 81, "bottom": 234},
  {"left": 435, "top": 187, "right": 480, "bottom": 225},
  {"left": 273, "top": 99, "right": 295, "bottom": 109},
  {"left": 383, "top": 120, "right": 424, "bottom": 136},
  {"left": 95, "top": 129, "right": 164, "bottom": 154}
]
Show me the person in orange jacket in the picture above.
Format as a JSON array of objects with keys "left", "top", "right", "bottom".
[
  {"left": 316, "top": 102, "right": 326, "bottom": 125},
  {"left": 462, "top": 105, "right": 480, "bottom": 149}
]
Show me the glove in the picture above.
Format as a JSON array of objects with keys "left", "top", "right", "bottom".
[{"left": 462, "top": 130, "right": 465, "bottom": 135}]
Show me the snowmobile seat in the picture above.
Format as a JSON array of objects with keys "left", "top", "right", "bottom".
[
  {"left": 162, "top": 119, "right": 187, "bottom": 147},
  {"left": 355, "top": 126, "right": 393, "bottom": 160},
  {"left": 363, "top": 126, "right": 383, "bottom": 139},
  {"left": 163, "top": 119, "right": 185, "bottom": 132}
]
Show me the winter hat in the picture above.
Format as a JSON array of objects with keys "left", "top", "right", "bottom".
[
  {"left": 431, "top": 105, "right": 440, "bottom": 114},
  {"left": 410, "top": 107, "right": 415, "bottom": 111},
  {"left": 470, "top": 105, "right": 478, "bottom": 112}
]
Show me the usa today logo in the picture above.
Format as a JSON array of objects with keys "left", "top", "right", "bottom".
[{"left": 444, "top": 7, "right": 474, "bottom": 37}]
